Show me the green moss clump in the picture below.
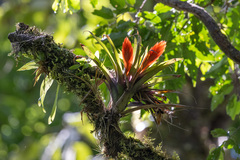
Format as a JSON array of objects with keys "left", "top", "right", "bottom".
[{"left": 8, "top": 23, "right": 104, "bottom": 117}]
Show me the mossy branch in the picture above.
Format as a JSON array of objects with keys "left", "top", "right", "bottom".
[{"left": 8, "top": 23, "right": 173, "bottom": 159}]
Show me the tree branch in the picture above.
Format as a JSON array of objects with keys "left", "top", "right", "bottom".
[
  {"left": 156, "top": 0, "right": 240, "bottom": 64},
  {"left": 8, "top": 23, "right": 171, "bottom": 159}
]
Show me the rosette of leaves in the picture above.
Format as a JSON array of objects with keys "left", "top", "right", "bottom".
[{"left": 82, "top": 32, "right": 184, "bottom": 126}]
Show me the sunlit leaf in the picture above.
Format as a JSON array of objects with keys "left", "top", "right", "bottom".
[
  {"left": 34, "top": 69, "right": 42, "bottom": 86},
  {"left": 130, "top": 35, "right": 142, "bottom": 75},
  {"left": 73, "top": 48, "right": 86, "bottom": 56},
  {"left": 126, "top": 0, "right": 136, "bottom": 6},
  {"left": 224, "top": 138, "right": 235, "bottom": 149},
  {"left": 81, "top": 44, "right": 112, "bottom": 82},
  {"left": 227, "top": 58, "right": 234, "bottom": 71},
  {"left": 88, "top": 32, "right": 119, "bottom": 79},
  {"left": 144, "top": 11, "right": 161, "bottom": 24},
  {"left": 90, "top": 0, "right": 98, "bottom": 8},
  {"left": 154, "top": 3, "right": 172, "bottom": 13},
  {"left": 62, "top": 0, "right": 69, "bottom": 13},
  {"left": 38, "top": 76, "right": 54, "bottom": 113},
  {"left": 52, "top": 0, "right": 80, "bottom": 14},
  {"left": 52, "top": 0, "right": 60, "bottom": 12},
  {"left": 17, "top": 61, "right": 38, "bottom": 71},
  {"left": 135, "top": 58, "right": 183, "bottom": 88},
  {"left": 68, "top": 0, "right": 80, "bottom": 13},
  {"left": 48, "top": 83, "right": 60, "bottom": 124},
  {"left": 106, "top": 35, "right": 123, "bottom": 78}
]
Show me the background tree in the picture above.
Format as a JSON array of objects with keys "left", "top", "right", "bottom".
[{"left": 1, "top": 0, "right": 240, "bottom": 159}]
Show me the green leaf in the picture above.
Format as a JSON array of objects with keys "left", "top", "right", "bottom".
[
  {"left": 224, "top": 138, "right": 235, "bottom": 149},
  {"left": 48, "top": 83, "right": 60, "bottom": 124},
  {"left": 211, "top": 83, "right": 233, "bottom": 111},
  {"left": 207, "top": 57, "right": 228, "bottom": 74},
  {"left": 52, "top": 0, "right": 80, "bottom": 14},
  {"left": 68, "top": 0, "right": 80, "bottom": 13},
  {"left": 194, "top": 47, "right": 215, "bottom": 62},
  {"left": 17, "top": 61, "right": 38, "bottom": 71},
  {"left": 135, "top": 58, "right": 183, "bottom": 88},
  {"left": 126, "top": 0, "right": 135, "bottom": 6},
  {"left": 52, "top": 0, "right": 60, "bottom": 12},
  {"left": 90, "top": 0, "right": 98, "bottom": 8},
  {"left": 105, "top": 35, "right": 123, "bottom": 79},
  {"left": 110, "top": 0, "right": 125, "bottom": 9},
  {"left": 130, "top": 35, "right": 142, "bottom": 75},
  {"left": 62, "top": 0, "right": 69, "bottom": 13},
  {"left": 73, "top": 48, "right": 86, "bottom": 56},
  {"left": 92, "top": 7, "right": 114, "bottom": 19},
  {"left": 81, "top": 44, "right": 112, "bottom": 82},
  {"left": 207, "top": 147, "right": 224, "bottom": 160},
  {"left": 211, "top": 128, "right": 228, "bottom": 137},
  {"left": 69, "top": 64, "right": 80, "bottom": 70},
  {"left": 227, "top": 58, "right": 234, "bottom": 71},
  {"left": 108, "top": 31, "right": 128, "bottom": 47},
  {"left": 117, "top": 20, "right": 135, "bottom": 31},
  {"left": 38, "top": 76, "right": 54, "bottom": 113},
  {"left": 226, "top": 94, "right": 240, "bottom": 120},
  {"left": 88, "top": 32, "right": 118, "bottom": 79},
  {"left": 211, "top": 93, "right": 224, "bottom": 111},
  {"left": 154, "top": 3, "right": 172, "bottom": 13},
  {"left": 144, "top": 11, "right": 161, "bottom": 24}
]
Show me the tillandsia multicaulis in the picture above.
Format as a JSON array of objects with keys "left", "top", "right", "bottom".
[
  {"left": 8, "top": 24, "right": 184, "bottom": 158},
  {"left": 81, "top": 32, "right": 184, "bottom": 125}
]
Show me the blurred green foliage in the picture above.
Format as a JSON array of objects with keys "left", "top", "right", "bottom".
[
  {"left": 0, "top": 0, "right": 101, "bottom": 159},
  {"left": 1, "top": 0, "right": 240, "bottom": 159}
]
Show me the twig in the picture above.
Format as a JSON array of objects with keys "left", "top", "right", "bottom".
[{"left": 134, "top": 0, "right": 148, "bottom": 25}]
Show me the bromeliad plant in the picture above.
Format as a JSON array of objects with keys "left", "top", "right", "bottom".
[
  {"left": 8, "top": 23, "right": 183, "bottom": 159},
  {"left": 82, "top": 32, "right": 183, "bottom": 125}
]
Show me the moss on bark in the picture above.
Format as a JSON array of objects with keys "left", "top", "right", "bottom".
[{"left": 8, "top": 23, "right": 175, "bottom": 160}]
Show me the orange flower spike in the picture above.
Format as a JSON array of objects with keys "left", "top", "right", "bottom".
[
  {"left": 140, "top": 41, "right": 166, "bottom": 73},
  {"left": 122, "top": 37, "right": 133, "bottom": 76}
]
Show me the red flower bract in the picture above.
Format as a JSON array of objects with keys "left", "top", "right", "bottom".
[
  {"left": 122, "top": 37, "right": 133, "bottom": 76},
  {"left": 140, "top": 41, "right": 166, "bottom": 73}
]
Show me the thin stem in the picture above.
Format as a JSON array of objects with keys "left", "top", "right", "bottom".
[{"left": 134, "top": 0, "right": 148, "bottom": 25}]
